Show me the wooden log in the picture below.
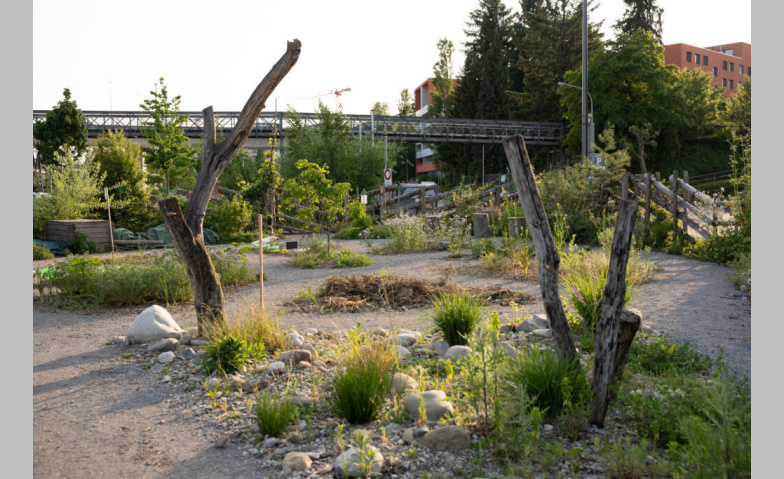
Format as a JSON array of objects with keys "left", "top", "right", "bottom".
[
  {"left": 644, "top": 173, "right": 652, "bottom": 226},
  {"left": 472, "top": 213, "right": 490, "bottom": 238},
  {"left": 589, "top": 198, "right": 637, "bottom": 427},
  {"left": 419, "top": 185, "right": 427, "bottom": 215},
  {"left": 502, "top": 134, "right": 577, "bottom": 360},
  {"left": 610, "top": 308, "right": 642, "bottom": 400},
  {"left": 113, "top": 240, "right": 165, "bottom": 246},
  {"left": 508, "top": 217, "right": 527, "bottom": 239},
  {"left": 670, "top": 173, "right": 715, "bottom": 206},
  {"left": 683, "top": 171, "right": 691, "bottom": 203},
  {"left": 379, "top": 185, "right": 387, "bottom": 220},
  {"left": 671, "top": 170, "right": 679, "bottom": 240},
  {"left": 628, "top": 175, "right": 710, "bottom": 241},
  {"left": 277, "top": 213, "right": 334, "bottom": 233}
]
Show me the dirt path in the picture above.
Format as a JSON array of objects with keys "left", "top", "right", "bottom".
[{"left": 33, "top": 241, "right": 751, "bottom": 477}]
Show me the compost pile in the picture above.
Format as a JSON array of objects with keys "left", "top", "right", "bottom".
[{"left": 291, "top": 273, "right": 536, "bottom": 313}]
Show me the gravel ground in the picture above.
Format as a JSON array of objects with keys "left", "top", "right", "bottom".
[{"left": 32, "top": 239, "right": 751, "bottom": 477}]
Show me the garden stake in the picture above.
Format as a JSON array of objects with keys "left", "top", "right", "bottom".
[{"left": 259, "top": 214, "right": 264, "bottom": 311}]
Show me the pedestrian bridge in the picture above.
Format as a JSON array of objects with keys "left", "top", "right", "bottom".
[{"left": 32, "top": 110, "right": 564, "bottom": 146}]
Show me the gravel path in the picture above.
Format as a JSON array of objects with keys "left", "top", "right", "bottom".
[{"left": 32, "top": 240, "right": 751, "bottom": 477}]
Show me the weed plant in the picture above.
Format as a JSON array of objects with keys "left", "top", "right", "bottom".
[
  {"left": 255, "top": 391, "right": 298, "bottom": 438},
  {"left": 506, "top": 345, "right": 588, "bottom": 419},
  {"left": 33, "top": 243, "right": 55, "bottom": 260},
  {"left": 626, "top": 334, "right": 713, "bottom": 375},
  {"left": 328, "top": 327, "right": 397, "bottom": 424},
  {"left": 70, "top": 232, "right": 98, "bottom": 255},
  {"left": 201, "top": 335, "right": 262, "bottom": 376},
  {"left": 201, "top": 303, "right": 285, "bottom": 354},
  {"left": 333, "top": 250, "right": 371, "bottom": 268},
  {"left": 289, "top": 237, "right": 337, "bottom": 268},
  {"left": 596, "top": 437, "right": 672, "bottom": 478},
  {"left": 431, "top": 291, "right": 485, "bottom": 346},
  {"left": 456, "top": 320, "right": 507, "bottom": 430}
]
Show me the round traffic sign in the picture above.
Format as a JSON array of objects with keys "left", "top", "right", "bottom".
[{"left": 384, "top": 169, "right": 392, "bottom": 180}]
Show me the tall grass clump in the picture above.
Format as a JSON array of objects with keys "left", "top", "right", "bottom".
[
  {"left": 431, "top": 291, "right": 485, "bottom": 346},
  {"left": 255, "top": 391, "right": 298, "bottom": 438},
  {"left": 201, "top": 335, "right": 262, "bottom": 375},
  {"left": 506, "top": 345, "right": 588, "bottom": 419},
  {"left": 201, "top": 303, "right": 285, "bottom": 354},
  {"left": 328, "top": 327, "right": 397, "bottom": 424},
  {"left": 333, "top": 250, "right": 371, "bottom": 268}
]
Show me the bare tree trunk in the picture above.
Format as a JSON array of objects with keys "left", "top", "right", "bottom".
[
  {"left": 589, "top": 197, "right": 638, "bottom": 427},
  {"left": 502, "top": 134, "right": 577, "bottom": 360},
  {"left": 160, "top": 39, "right": 301, "bottom": 331}
]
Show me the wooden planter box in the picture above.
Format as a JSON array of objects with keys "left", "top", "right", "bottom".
[{"left": 45, "top": 220, "right": 112, "bottom": 250}]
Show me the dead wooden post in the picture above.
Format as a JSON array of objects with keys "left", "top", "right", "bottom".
[
  {"left": 644, "top": 173, "right": 652, "bottom": 226},
  {"left": 508, "top": 217, "right": 526, "bottom": 239},
  {"left": 621, "top": 173, "right": 629, "bottom": 201},
  {"left": 683, "top": 171, "right": 691, "bottom": 203},
  {"left": 158, "top": 39, "right": 301, "bottom": 332},
  {"left": 473, "top": 213, "right": 490, "bottom": 238},
  {"left": 609, "top": 308, "right": 642, "bottom": 399},
  {"left": 379, "top": 185, "right": 387, "bottom": 219},
  {"left": 502, "top": 134, "right": 577, "bottom": 360},
  {"left": 419, "top": 185, "right": 427, "bottom": 215},
  {"left": 655, "top": 172, "right": 660, "bottom": 182},
  {"left": 671, "top": 170, "right": 679, "bottom": 240},
  {"left": 589, "top": 197, "right": 638, "bottom": 427},
  {"left": 259, "top": 214, "right": 264, "bottom": 310}
]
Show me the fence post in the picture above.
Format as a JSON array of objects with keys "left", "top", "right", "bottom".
[
  {"left": 644, "top": 173, "right": 652, "bottom": 227},
  {"left": 419, "top": 185, "right": 427, "bottom": 215},
  {"left": 379, "top": 185, "right": 387, "bottom": 219},
  {"left": 671, "top": 170, "right": 679, "bottom": 239},
  {"left": 655, "top": 172, "right": 661, "bottom": 182},
  {"left": 683, "top": 170, "right": 691, "bottom": 203}
]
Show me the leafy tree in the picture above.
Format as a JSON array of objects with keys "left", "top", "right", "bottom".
[
  {"left": 90, "top": 129, "right": 158, "bottom": 232},
  {"left": 511, "top": 0, "right": 604, "bottom": 123},
  {"left": 436, "top": 0, "right": 515, "bottom": 178},
  {"left": 674, "top": 67, "right": 725, "bottom": 139},
  {"left": 33, "top": 88, "right": 88, "bottom": 172},
  {"left": 430, "top": 38, "right": 456, "bottom": 118},
  {"left": 371, "top": 102, "right": 390, "bottom": 116},
  {"left": 397, "top": 89, "right": 414, "bottom": 117},
  {"left": 559, "top": 31, "right": 689, "bottom": 171},
  {"left": 613, "top": 0, "right": 664, "bottom": 41},
  {"left": 281, "top": 103, "right": 398, "bottom": 191},
  {"left": 139, "top": 77, "right": 194, "bottom": 193},
  {"left": 216, "top": 148, "right": 260, "bottom": 191},
  {"left": 33, "top": 151, "right": 104, "bottom": 239},
  {"left": 720, "top": 79, "right": 751, "bottom": 137}
]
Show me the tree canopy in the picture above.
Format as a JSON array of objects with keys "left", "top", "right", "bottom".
[
  {"left": 429, "top": 38, "right": 456, "bottom": 118},
  {"left": 613, "top": 0, "right": 664, "bottom": 41},
  {"left": 33, "top": 88, "right": 88, "bottom": 167},
  {"left": 139, "top": 77, "right": 194, "bottom": 193}
]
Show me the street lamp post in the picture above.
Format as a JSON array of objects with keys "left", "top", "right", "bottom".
[{"left": 558, "top": 81, "right": 594, "bottom": 161}]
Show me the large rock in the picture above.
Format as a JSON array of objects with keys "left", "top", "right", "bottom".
[
  {"left": 125, "top": 305, "right": 184, "bottom": 344},
  {"left": 333, "top": 446, "right": 383, "bottom": 478},
  {"left": 278, "top": 349, "right": 312, "bottom": 367},
  {"left": 147, "top": 338, "right": 179, "bottom": 353},
  {"left": 390, "top": 373, "right": 418, "bottom": 396},
  {"left": 282, "top": 452, "right": 312, "bottom": 472},
  {"left": 443, "top": 345, "right": 471, "bottom": 361},
  {"left": 519, "top": 314, "right": 550, "bottom": 334},
  {"left": 404, "top": 390, "right": 454, "bottom": 422},
  {"left": 421, "top": 425, "right": 471, "bottom": 451}
]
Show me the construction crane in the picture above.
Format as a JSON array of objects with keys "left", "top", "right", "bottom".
[{"left": 291, "top": 87, "right": 351, "bottom": 109}]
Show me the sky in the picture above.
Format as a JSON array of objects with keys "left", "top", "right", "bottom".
[{"left": 33, "top": 0, "right": 752, "bottom": 117}]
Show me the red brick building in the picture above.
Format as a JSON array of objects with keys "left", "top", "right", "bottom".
[
  {"left": 663, "top": 42, "right": 751, "bottom": 96},
  {"left": 412, "top": 78, "right": 459, "bottom": 176}
]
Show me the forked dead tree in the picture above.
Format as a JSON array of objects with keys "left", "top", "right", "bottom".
[
  {"left": 159, "top": 39, "right": 301, "bottom": 333},
  {"left": 503, "top": 134, "right": 640, "bottom": 427}
]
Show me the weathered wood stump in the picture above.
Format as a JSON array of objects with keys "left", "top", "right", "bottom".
[
  {"left": 508, "top": 217, "right": 527, "bottom": 239},
  {"left": 472, "top": 213, "right": 490, "bottom": 238}
]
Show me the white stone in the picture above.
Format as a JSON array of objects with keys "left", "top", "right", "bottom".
[
  {"left": 158, "top": 351, "right": 175, "bottom": 363},
  {"left": 443, "top": 345, "right": 471, "bottom": 361},
  {"left": 333, "top": 446, "right": 383, "bottom": 478},
  {"left": 404, "top": 390, "right": 454, "bottom": 422},
  {"left": 282, "top": 451, "right": 312, "bottom": 472},
  {"left": 269, "top": 361, "right": 287, "bottom": 374},
  {"left": 285, "top": 332, "right": 305, "bottom": 348},
  {"left": 125, "top": 305, "right": 184, "bottom": 344},
  {"left": 394, "top": 345, "right": 412, "bottom": 358},
  {"left": 390, "top": 373, "right": 418, "bottom": 396}
]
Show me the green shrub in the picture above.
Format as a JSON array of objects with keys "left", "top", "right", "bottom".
[
  {"left": 431, "top": 291, "right": 485, "bottom": 346},
  {"left": 506, "top": 345, "right": 588, "bottom": 419},
  {"left": 335, "top": 225, "right": 362, "bottom": 240},
  {"left": 210, "top": 248, "right": 256, "bottom": 286},
  {"left": 255, "top": 391, "right": 298, "bottom": 438},
  {"left": 328, "top": 333, "right": 396, "bottom": 424},
  {"left": 627, "top": 334, "right": 713, "bottom": 375},
  {"left": 205, "top": 195, "right": 254, "bottom": 243},
  {"left": 471, "top": 238, "right": 496, "bottom": 257},
  {"left": 289, "top": 237, "right": 336, "bottom": 268},
  {"left": 348, "top": 199, "right": 372, "bottom": 230},
  {"left": 668, "top": 378, "right": 751, "bottom": 478},
  {"left": 33, "top": 243, "right": 55, "bottom": 260},
  {"left": 201, "top": 335, "right": 260, "bottom": 376},
  {"left": 333, "top": 250, "right": 371, "bottom": 268},
  {"left": 201, "top": 303, "right": 284, "bottom": 354},
  {"left": 596, "top": 437, "right": 672, "bottom": 478},
  {"left": 70, "top": 231, "right": 98, "bottom": 255}
]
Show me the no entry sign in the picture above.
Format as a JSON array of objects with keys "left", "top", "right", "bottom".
[{"left": 383, "top": 168, "right": 392, "bottom": 186}]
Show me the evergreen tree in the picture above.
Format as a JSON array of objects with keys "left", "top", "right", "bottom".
[
  {"left": 33, "top": 88, "right": 88, "bottom": 168},
  {"left": 613, "top": 0, "right": 664, "bottom": 41}
]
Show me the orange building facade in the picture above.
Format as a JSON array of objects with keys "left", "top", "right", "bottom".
[{"left": 663, "top": 42, "right": 751, "bottom": 96}]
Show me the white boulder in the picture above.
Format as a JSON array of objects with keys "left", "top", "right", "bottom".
[{"left": 125, "top": 305, "right": 184, "bottom": 344}]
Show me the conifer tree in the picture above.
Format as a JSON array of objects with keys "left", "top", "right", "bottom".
[{"left": 613, "top": 0, "right": 664, "bottom": 41}]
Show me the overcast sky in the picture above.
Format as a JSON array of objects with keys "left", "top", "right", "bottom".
[{"left": 33, "top": 0, "right": 751, "bottom": 116}]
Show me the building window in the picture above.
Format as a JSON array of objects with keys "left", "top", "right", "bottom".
[
  {"left": 686, "top": 51, "right": 692, "bottom": 62},
  {"left": 730, "top": 62, "right": 735, "bottom": 72},
  {"left": 729, "top": 79, "right": 734, "bottom": 89},
  {"left": 695, "top": 54, "right": 701, "bottom": 64},
  {"left": 723, "top": 60, "right": 728, "bottom": 70},
  {"left": 739, "top": 65, "right": 744, "bottom": 75},
  {"left": 713, "top": 67, "right": 718, "bottom": 77},
  {"left": 748, "top": 66, "right": 751, "bottom": 76},
  {"left": 703, "top": 55, "right": 708, "bottom": 66},
  {"left": 722, "top": 78, "right": 727, "bottom": 87}
]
